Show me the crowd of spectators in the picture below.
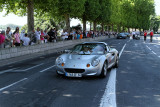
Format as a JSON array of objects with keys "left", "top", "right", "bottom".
[{"left": 0, "top": 26, "right": 117, "bottom": 49}]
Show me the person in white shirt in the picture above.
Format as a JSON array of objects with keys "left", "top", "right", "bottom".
[
  {"left": 35, "top": 27, "right": 41, "bottom": 44},
  {"left": 22, "top": 33, "right": 30, "bottom": 46},
  {"left": 20, "top": 30, "right": 25, "bottom": 40},
  {"left": 132, "top": 31, "right": 136, "bottom": 39}
]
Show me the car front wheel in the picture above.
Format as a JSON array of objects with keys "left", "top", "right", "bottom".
[
  {"left": 114, "top": 56, "right": 119, "bottom": 68},
  {"left": 100, "top": 62, "right": 108, "bottom": 78}
]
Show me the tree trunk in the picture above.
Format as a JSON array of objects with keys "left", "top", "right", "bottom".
[
  {"left": 83, "top": 17, "right": 86, "bottom": 31},
  {"left": 112, "top": 24, "right": 114, "bottom": 32},
  {"left": 27, "top": 0, "right": 34, "bottom": 34},
  {"left": 122, "top": 26, "right": 125, "bottom": 32},
  {"left": 117, "top": 25, "right": 120, "bottom": 33},
  {"left": 128, "top": 27, "right": 130, "bottom": 33},
  {"left": 90, "top": 22, "right": 92, "bottom": 31},
  {"left": 101, "top": 23, "right": 104, "bottom": 33},
  {"left": 65, "top": 14, "right": 70, "bottom": 33},
  {"left": 93, "top": 21, "right": 97, "bottom": 31}
]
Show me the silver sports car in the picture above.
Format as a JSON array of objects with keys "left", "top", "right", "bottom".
[{"left": 55, "top": 42, "right": 119, "bottom": 78}]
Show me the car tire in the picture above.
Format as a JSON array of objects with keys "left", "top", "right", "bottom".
[
  {"left": 100, "top": 62, "right": 108, "bottom": 78},
  {"left": 113, "top": 56, "right": 119, "bottom": 68}
]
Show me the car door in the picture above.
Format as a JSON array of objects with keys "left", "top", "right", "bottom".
[{"left": 107, "top": 46, "right": 116, "bottom": 67}]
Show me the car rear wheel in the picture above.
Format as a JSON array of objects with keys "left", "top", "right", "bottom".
[{"left": 100, "top": 62, "right": 108, "bottom": 78}]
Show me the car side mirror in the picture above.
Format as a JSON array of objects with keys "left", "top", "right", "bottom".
[{"left": 108, "top": 50, "right": 115, "bottom": 56}]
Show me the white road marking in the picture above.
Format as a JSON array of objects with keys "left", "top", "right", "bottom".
[
  {"left": 0, "top": 78, "right": 28, "bottom": 92},
  {"left": 146, "top": 45, "right": 159, "bottom": 56},
  {"left": 40, "top": 65, "right": 56, "bottom": 73},
  {"left": 0, "top": 69, "right": 15, "bottom": 75},
  {"left": 127, "top": 39, "right": 131, "bottom": 42},
  {"left": 100, "top": 44, "right": 127, "bottom": 107},
  {"left": 15, "top": 63, "right": 44, "bottom": 71},
  {"left": 119, "top": 44, "right": 126, "bottom": 58},
  {"left": 99, "top": 69, "right": 117, "bottom": 107},
  {"left": 152, "top": 51, "right": 157, "bottom": 55},
  {"left": 146, "top": 45, "right": 151, "bottom": 50}
]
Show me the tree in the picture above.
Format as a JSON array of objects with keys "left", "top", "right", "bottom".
[
  {"left": 54, "top": 0, "right": 86, "bottom": 33},
  {"left": 81, "top": 0, "right": 101, "bottom": 31}
]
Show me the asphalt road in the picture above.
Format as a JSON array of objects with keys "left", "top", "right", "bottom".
[{"left": 0, "top": 35, "right": 160, "bottom": 107}]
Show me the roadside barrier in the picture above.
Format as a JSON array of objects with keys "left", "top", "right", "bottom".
[{"left": 0, "top": 36, "right": 107, "bottom": 60}]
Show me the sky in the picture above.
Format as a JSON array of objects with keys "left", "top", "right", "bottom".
[{"left": 0, "top": 0, "right": 160, "bottom": 26}]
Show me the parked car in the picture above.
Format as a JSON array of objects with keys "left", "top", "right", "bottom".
[
  {"left": 124, "top": 32, "right": 130, "bottom": 37},
  {"left": 117, "top": 33, "right": 127, "bottom": 39},
  {"left": 55, "top": 42, "right": 119, "bottom": 78}
]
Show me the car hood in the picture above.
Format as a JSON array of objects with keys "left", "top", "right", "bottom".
[
  {"left": 59, "top": 54, "right": 101, "bottom": 68},
  {"left": 62, "top": 54, "right": 99, "bottom": 60}
]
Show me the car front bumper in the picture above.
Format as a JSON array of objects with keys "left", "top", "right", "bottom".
[{"left": 55, "top": 64, "right": 102, "bottom": 77}]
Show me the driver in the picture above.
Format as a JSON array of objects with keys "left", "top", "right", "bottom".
[{"left": 79, "top": 46, "right": 91, "bottom": 54}]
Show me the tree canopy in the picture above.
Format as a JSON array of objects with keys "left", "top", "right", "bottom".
[{"left": 0, "top": 0, "right": 155, "bottom": 32}]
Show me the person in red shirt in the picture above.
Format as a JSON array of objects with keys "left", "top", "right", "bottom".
[
  {"left": 144, "top": 31, "right": 147, "bottom": 41},
  {"left": 150, "top": 31, "right": 153, "bottom": 42},
  {"left": 0, "top": 30, "right": 5, "bottom": 48}
]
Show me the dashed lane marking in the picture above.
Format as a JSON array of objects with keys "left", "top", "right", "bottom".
[
  {"left": 146, "top": 45, "right": 151, "bottom": 50},
  {"left": 14, "top": 63, "right": 44, "bottom": 72},
  {"left": 0, "top": 78, "right": 28, "bottom": 92},
  {"left": 0, "top": 69, "right": 15, "bottom": 75},
  {"left": 40, "top": 65, "right": 56, "bottom": 73},
  {"left": 119, "top": 44, "right": 126, "bottom": 58},
  {"left": 152, "top": 51, "right": 157, "bottom": 55}
]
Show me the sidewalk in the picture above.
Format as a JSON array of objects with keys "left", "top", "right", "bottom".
[{"left": 0, "top": 35, "right": 115, "bottom": 67}]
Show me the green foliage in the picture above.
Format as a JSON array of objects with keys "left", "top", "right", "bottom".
[{"left": 0, "top": 0, "right": 156, "bottom": 31}]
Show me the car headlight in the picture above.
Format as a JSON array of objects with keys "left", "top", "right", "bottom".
[
  {"left": 56, "top": 57, "right": 63, "bottom": 65},
  {"left": 91, "top": 59, "right": 100, "bottom": 67}
]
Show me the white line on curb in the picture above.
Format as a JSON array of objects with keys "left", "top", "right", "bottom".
[
  {"left": 40, "top": 65, "right": 56, "bottom": 73},
  {"left": 0, "top": 78, "right": 28, "bottom": 92},
  {"left": 15, "top": 63, "right": 44, "bottom": 71},
  {"left": 99, "top": 69, "right": 117, "bottom": 107},
  {"left": 119, "top": 44, "right": 126, "bottom": 58}
]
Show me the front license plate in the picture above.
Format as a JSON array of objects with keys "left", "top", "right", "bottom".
[{"left": 65, "top": 73, "right": 82, "bottom": 77}]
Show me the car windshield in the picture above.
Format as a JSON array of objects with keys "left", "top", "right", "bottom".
[{"left": 71, "top": 44, "right": 105, "bottom": 55}]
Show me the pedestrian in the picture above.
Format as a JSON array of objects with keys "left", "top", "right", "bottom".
[
  {"left": 144, "top": 31, "right": 147, "bottom": 41},
  {"left": 29, "top": 29, "right": 37, "bottom": 45},
  {"left": 48, "top": 28, "right": 55, "bottom": 42},
  {"left": 43, "top": 29, "right": 49, "bottom": 43},
  {"left": 80, "top": 31, "right": 83, "bottom": 39},
  {"left": 5, "top": 30, "right": 12, "bottom": 48},
  {"left": 6, "top": 27, "right": 13, "bottom": 47},
  {"left": 0, "top": 30, "right": 5, "bottom": 48},
  {"left": 52, "top": 28, "right": 57, "bottom": 42},
  {"left": 22, "top": 33, "right": 30, "bottom": 46},
  {"left": 13, "top": 27, "right": 20, "bottom": 46},
  {"left": 40, "top": 29, "right": 44, "bottom": 44},
  {"left": 35, "top": 27, "right": 41, "bottom": 44},
  {"left": 132, "top": 31, "right": 136, "bottom": 39},
  {"left": 150, "top": 31, "right": 153, "bottom": 42}
]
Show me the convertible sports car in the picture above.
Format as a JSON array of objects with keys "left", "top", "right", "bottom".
[{"left": 55, "top": 42, "right": 119, "bottom": 78}]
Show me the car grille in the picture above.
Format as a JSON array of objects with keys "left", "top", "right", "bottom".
[{"left": 65, "top": 68, "right": 85, "bottom": 73}]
